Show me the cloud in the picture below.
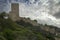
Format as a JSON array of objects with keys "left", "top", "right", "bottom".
[
  {"left": 0, "top": 0, "right": 9, "bottom": 12},
  {"left": 0, "top": 0, "right": 60, "bottom": 27},
  {"left": 53, "top": 12, "right": 60, "bottom": 19},
  {"left": 19, "top": 0, "right": 60, "bottom": 27}
]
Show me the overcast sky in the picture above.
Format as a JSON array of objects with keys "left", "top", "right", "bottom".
[{"left": 0, "top": 0, "right": 60, "bottom": 27}]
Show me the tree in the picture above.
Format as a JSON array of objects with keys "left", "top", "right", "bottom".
[{"left": 33, "top": 20, "right": 37, "bottom": 22}]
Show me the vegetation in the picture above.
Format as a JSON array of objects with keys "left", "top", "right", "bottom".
[{"left": 0, "top": 12, "right": 56, "bottom": 40}]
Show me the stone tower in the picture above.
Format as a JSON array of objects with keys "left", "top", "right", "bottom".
[{"left": 9, "top": 3, "right": 19, "bottom": 21}]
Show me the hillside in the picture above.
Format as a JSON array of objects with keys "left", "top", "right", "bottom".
[{"left": 0, "top": 12, "right": 58, "bottom": 40}]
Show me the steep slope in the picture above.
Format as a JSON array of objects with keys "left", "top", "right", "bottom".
[{"left": 0, "top": 13, "right": 47, "bottom": 40}]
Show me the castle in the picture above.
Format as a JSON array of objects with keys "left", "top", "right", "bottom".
[
  {"left": 8, "top": 3, "right": 60, "bottom": 40},
  {"left": 9, "top": 3, "right": 39, "bottom": 26},
  {"left": 9, "top": 3, "right": 19, "bottom": 21}
]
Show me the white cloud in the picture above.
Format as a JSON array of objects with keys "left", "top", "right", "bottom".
[
  {"left": 19, "top": 0, "right": 60, "bottom": 27},
  {"left": 2, "top": 0, "right": 60, "bottom": 27}
]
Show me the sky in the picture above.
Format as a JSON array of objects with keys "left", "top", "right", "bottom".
[{"left": 0, "top": 0, "right": 60, "bottom": 27}]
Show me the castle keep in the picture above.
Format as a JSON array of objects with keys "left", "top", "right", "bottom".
[{"left": 9, "top": 3, "right": 19, "bottom": 21}]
